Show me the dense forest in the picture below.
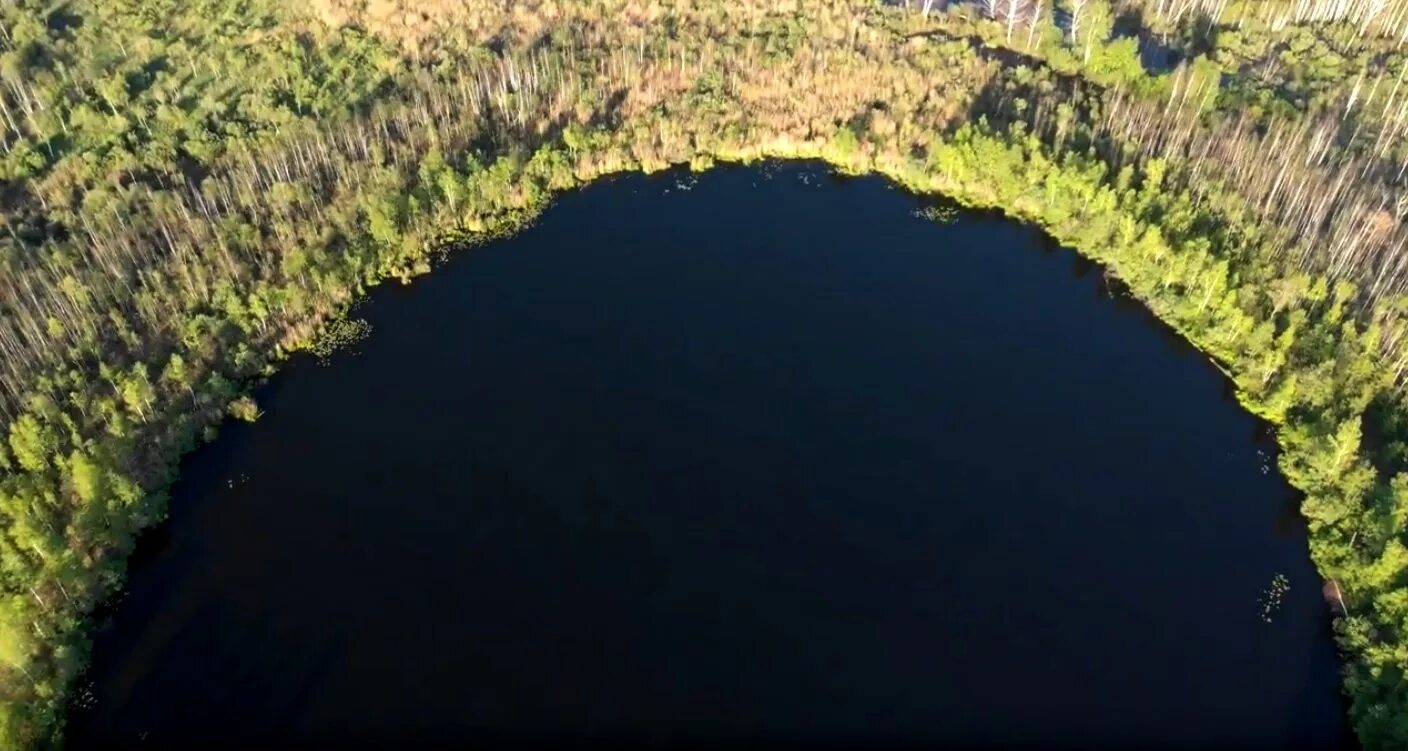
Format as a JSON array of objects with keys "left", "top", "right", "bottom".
[{"left": 8, "top": 0, "right": 1408, "bottom": 746}]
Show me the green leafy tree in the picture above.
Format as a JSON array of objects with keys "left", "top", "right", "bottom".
[
  {"left": 120, "top": 365, "right": 156, "bottom": 422},
  {"left": 7, "top": 417, "right": 55, "bottom": 474}
]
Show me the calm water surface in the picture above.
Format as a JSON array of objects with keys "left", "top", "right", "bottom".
[{"left": 70, "top": 162, "right": 1349, "bottom": 748}]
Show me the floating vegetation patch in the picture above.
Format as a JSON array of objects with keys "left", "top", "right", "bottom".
[
  {"left": 71, "top": 683, "right": 96, "bottom": 714},
  {"left": 914, "top": 204, "right": 959, "bottom": 224},
  {"left": 667, "top": 175, "right": 698, "bottom": 193},
  {"left": 309, "top": 317, "right": 373, "bottom": 365},
  {"left": 1258, "top": 573, "right": 1290, "bottom": 623},
  {"left": 1256, "top": 447, "right": 1273, "bottom": 475}
]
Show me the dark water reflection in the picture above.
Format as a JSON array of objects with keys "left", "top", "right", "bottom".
[{"left": 70, "top": 162, "right": 1349, "bottom": 748}]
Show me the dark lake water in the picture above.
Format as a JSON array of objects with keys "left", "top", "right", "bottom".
[{"left": 70, "top": 162, "right": 1349, "bottom": 748}]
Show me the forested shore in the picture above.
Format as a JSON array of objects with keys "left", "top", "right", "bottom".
[{"left": 6, "top": 0, "right": 1408, "bottom": 746}]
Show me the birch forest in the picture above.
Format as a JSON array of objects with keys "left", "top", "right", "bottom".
[{"left": 7, "top": 0, "right": 1408, "bottom": 746}]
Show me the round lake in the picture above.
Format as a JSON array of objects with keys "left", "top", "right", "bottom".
[{"left": 69, "top": 162, "right": 1350, "bottom": 748}]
